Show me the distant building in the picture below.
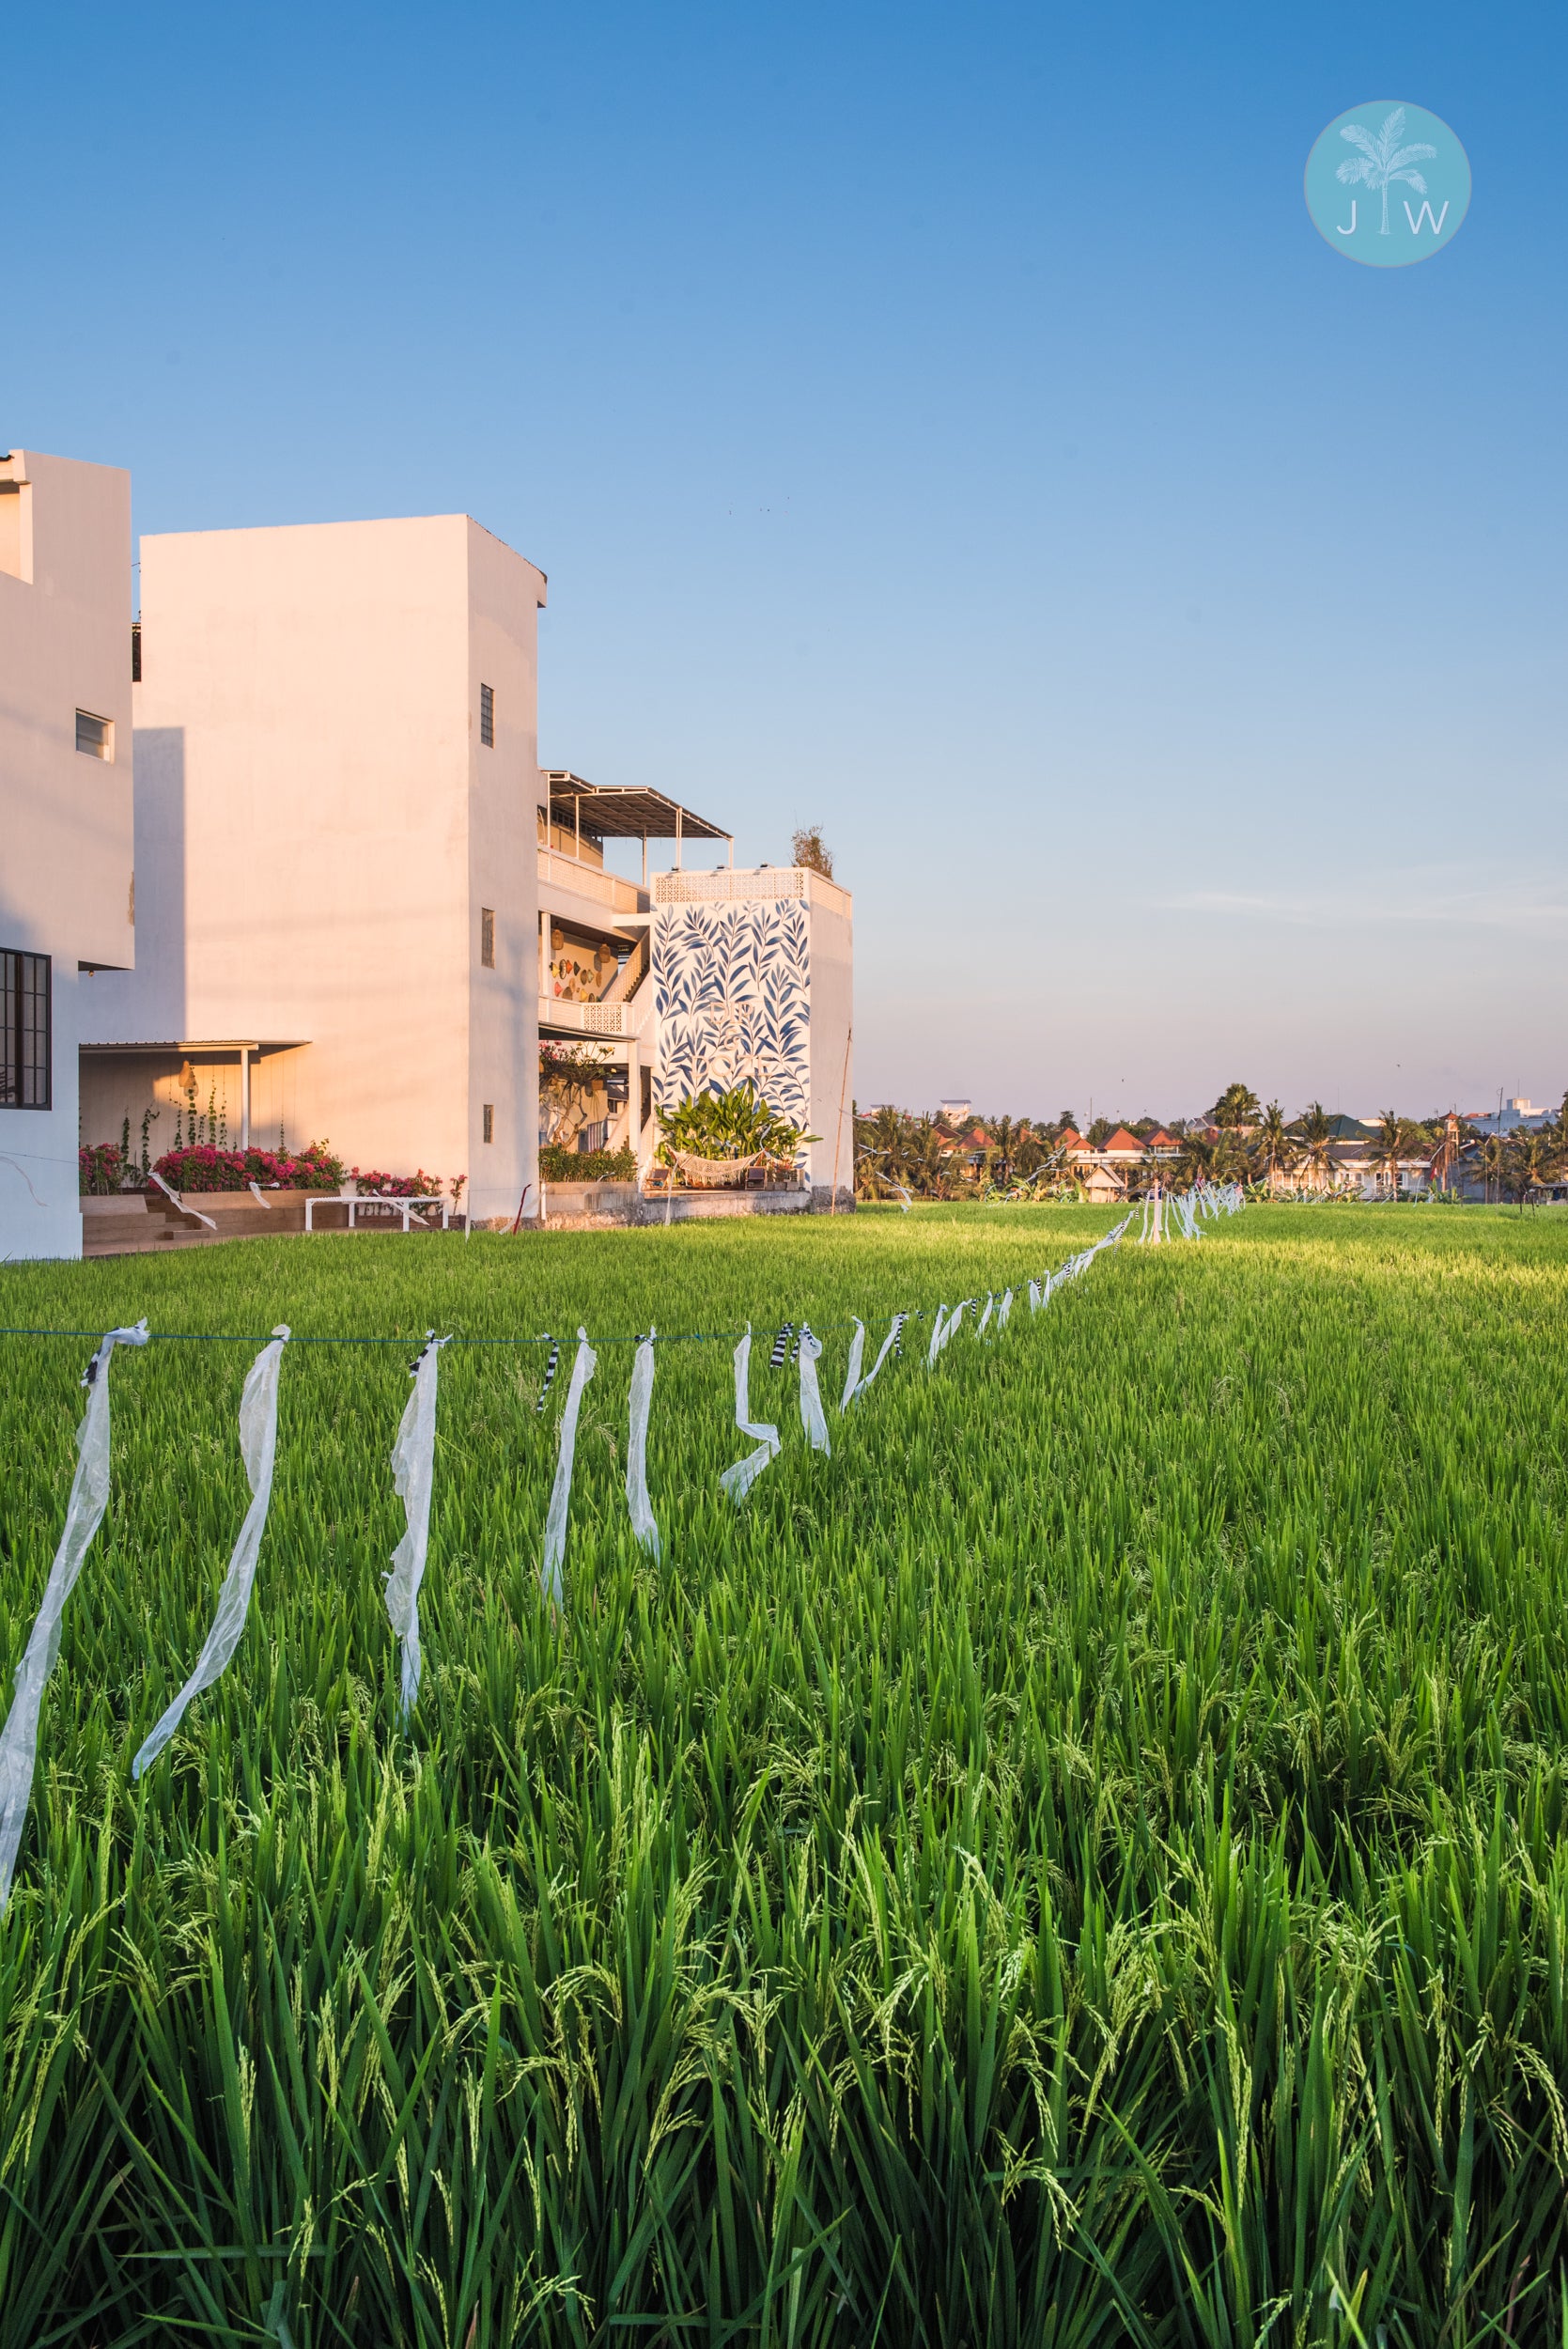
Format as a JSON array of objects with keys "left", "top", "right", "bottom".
[
  {"left": 0, "top": 448, "right": 133, "bottom": 1260},
  {"left": 1467, "top": 1097, "right": 1554, "bottom": 1138},
  {"left": 939, "top": 1097, "right": 970, "bottom": 1121}
]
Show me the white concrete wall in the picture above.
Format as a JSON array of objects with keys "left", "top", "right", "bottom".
[
  {"left": 82, "top": 514, "right": 545, "bottom": 1221},
  {"left": 803, "top": 872, "right": 854, "bottom": 1198},
  {"left": 647, "top": 868, "right": 853, "bottom": 1201},
  {"left": 0, "top": 448, "right": 133, "bottom": 1259}
]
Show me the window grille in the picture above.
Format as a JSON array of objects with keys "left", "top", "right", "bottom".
[
  {"left": 480, "top": 907, "right": 495, "bottom": 968},
  {"left": 131, "top": 622, "right": 142, "bottom": 682},
  {"left": 482, "top": 1103, "right": 494, "bottom": 1144},
  {"left": 479, "top": 683, "right": 494, "bottom": 747},
  {"left": 1, "top": 951, "right": 51, "bottom": 1109},
  {"left": 76, "top": 709, "right": 113, "bottom": 760}
]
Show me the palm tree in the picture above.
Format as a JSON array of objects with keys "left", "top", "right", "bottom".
[
  {"left": 1374, "top": 1108, "right": 1404, "bottom": 1200},
  {"left": 1506, "top": 1129, "right": 1549, "bottom": 1212},
  {"left": 1335, "top": 106, "right": 1437, "bottom": 237},
  {"left": 1477, "top": 1132, "right": 1505, "bottom": 1206},
  {"left": 1251, "top": 1100, "right": 1292, "bottom": 1190},
  {"left": 1174, "top": 1133, "right": 1213, "bottom": 1189},
  {"left": 1296, "top": 1101, "right": 1334, "bottom": 1193},
  {"left": 1210, "top": 1129, "right": 1248, "bottom": 1185},
  {"left": 987, "top": 1114, "right": 1021, "bottom": 1189},
  {"left": 1208, "top": 1081, "right": 1262, "bottom": 1129}
]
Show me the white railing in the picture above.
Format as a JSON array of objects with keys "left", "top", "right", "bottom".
[
  {"left": 538, "top": 848, "right": 647, "bottom": 917},
  {"left": 653, "top": 868, "right": 805, "bottom": 906},
  {"left": 538, "top": 981, "right": 653, "bottom": 1040}
]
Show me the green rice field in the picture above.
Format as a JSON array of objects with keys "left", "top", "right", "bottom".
[{"left": 1, "top": 1204, "right": 1567, "bottom": 2346}]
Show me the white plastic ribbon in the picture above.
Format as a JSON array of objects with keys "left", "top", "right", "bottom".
[
  {"left": 936, "top": 1299, "right": 972, "bottom": 1359},
  {"left": 720, "top": 1327, "right": 781, "bottom": 1503},
  {"left": 0, "top": 1320, "right": 149, "bottom": 1910},
  {"left": 844, "top": 1317, "right": 899, "bottom": 1409},
  {"left": 998, "top": 1288, "right": 1013, "bottom": 1329},
  {"left": 384, "top": 1332, "right": 448, "bottom": 1718},
  {"left": 798, "top": 1328, "right": 830, "bottom": 1455},
  {"left": 541, "top": 1329, "right": 598, "bottom": 1604},
  {"left": 626, "top": 1330, "right": 660, "bottom": 1559},
  {"left": 976, "top": 1293, "right": 994, "bottom": 1339},
  {"left": 927, "top": 1307, "right": 949, "bottom": 1369},
  {"left": 839, "top": 1319, "right": 865, "bottom": 1413},
  {"left": 1028, "top": 1280, "right": 1041, "bottom": 1313},
  {"left": 133, "top": 1327, "right": 290, "bottom": 1778},
  {"left": 147, "top": 1167, "right": 217, "bottom": 1233}
]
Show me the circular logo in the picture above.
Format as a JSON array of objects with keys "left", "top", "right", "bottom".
[{"left": 1305, "top": 101, "right": 1470, "bottom": 266}]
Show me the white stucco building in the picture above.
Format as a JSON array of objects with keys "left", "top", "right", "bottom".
[
  {"left": 81, "top": 514, "right": 548, "bottom": 1228},
  {"left": 0, "top": 448, "right": 134, "bottom": 1260},
  {"left": 54, "top": 494, "right": 852, "bottom": 1231}
]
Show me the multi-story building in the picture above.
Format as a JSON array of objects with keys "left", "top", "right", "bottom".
[
  {"left": 81, "top": 514, "right": 548, "bottom": 1228},
  {"left": 74, "top": 506, "right": 854, "bottom": 1226},
  {"left": 0, "top": 448, "right": 134, "bottom": 1260}
]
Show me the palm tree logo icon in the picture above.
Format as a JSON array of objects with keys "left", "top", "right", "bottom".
[{"left": 1335, "top": 105, "right": 1437, "bottom": 235}]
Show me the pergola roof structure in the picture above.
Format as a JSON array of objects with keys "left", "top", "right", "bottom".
[{"left": 542, "top": 772, "right": 730, "bottom": 845}]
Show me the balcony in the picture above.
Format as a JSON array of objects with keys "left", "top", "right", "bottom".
[
  {"left": 538, "top": 988, "right": 652, "bottom": 1041},
  {"left": 537, "top": 845, "right": 648, "bottom": 919}
]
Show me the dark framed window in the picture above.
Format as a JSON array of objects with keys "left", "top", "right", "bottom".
[
  {"left": 480, "top": 907, "right": 495, "bottom": 968},
  {"left": 479, "top": 682, "right": 494, "bottom": 747},
  {"left": 482, "top": 1103, "right": 494, "bottom": 1144},
  {"left": 1, "top": 951, "right": 51, "bottom": 1109}
]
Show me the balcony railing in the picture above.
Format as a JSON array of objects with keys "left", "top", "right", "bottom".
[
  {"left": 537, "top": 848, "right": 647, "bottom": 917},
  {"left": 538, "top": 983, "right": 653, "bottom": 1041}
]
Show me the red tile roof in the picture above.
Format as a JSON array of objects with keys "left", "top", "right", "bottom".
[{"left": 1101, "top": 1127, "right": 1142, "bottom": 1154}]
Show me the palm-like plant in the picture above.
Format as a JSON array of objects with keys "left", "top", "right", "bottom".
[
  {"left": 1374, "top": 1108, "right": 1405, "bottom": 1200},
  {"left": 1252, "top": 1100, "right": 1292, "bottom": 1190},
  {"left": 987, "top": 1114, "right": 1022, "bottom": 1189},
  {"left": 1296, "top": 1101, "right": 1334, "bottom": 1192},
  {"left": 1210, "top": 1129, "right": 1248, "bottom": 1185},
  {"left": 1336, "top": 106, "right": 1437, "bottom": 237},
  {"left": 1208, "top": 1081, "right": 1261, "bottom": 1128},
  {"left": 1175, "top": 1133, "right": 1214, "bottom": 1189},
  {"left": 1477, "top": 1133, "right": 1506, "bottom": 1206},
  {"left": 1506, "top": 1129, "right": 1549, "bottom": 1212}
]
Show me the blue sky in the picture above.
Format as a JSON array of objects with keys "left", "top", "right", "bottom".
[{"left": 8, "top": 1, "right": 1563, "bottom": 1121}]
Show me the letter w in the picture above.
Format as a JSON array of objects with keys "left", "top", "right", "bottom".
[{"left": 1404, "top": 199, "right": 1451, "bottom": 236}]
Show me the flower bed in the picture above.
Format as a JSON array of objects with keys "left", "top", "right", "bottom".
[
  {"left": 80, "top": 1143, "right": 129, "bottom": 1196},
  {"left": 347, "top": 1167, "right": 447, "bottom": 1199},
  {"left": 152, "top": 1143, "right": 344, "bottom": 1193}
]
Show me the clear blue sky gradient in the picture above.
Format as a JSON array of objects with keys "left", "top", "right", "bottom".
[{"left": 8, "top": 2, "right": 1563, "bottom": 1122}]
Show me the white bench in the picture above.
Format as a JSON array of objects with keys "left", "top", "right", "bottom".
[{"left": 304, "top": 1192, "right": 451, "bottom": 1234}]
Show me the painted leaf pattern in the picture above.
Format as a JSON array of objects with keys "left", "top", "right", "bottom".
[{"left": 652, "top": 903, "right": 810, "bottom": 1124}]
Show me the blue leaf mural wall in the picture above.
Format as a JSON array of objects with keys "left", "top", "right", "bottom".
[{"left": 652, "top": 901, "right": 811, "bottom": 1125}]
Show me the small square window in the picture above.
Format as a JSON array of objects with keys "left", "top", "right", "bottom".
[
  {"left": 480, "top": 907, "right": 495, "bottom": 968},
  {"left": 479, "top": 683, "right": 494, "bottom": 747},
  {"left": 76, "top": 709, "right": 114, "bottom": 761},
  {"left": 482, "top": 1103, "right": 494, "bottom": 1144}
]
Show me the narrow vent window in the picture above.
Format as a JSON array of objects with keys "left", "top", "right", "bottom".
[
  {"left": 479, "top": 682, "right": 494, "bottom": 747},
  {"left": 132, "top": 622, "right": 141, "bottom": 681},
  {"left": 480, "top": 907, "right": 495, "bottom": 968},
  {"left": 482, "top": 1103, "right": 494, "bottom": 1144},
  {"left": 1, "top": 950, "right": 51, "bottom": 1109},
  {"left": 76, "top": 709, "right": 114, "bottom": 761}
]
